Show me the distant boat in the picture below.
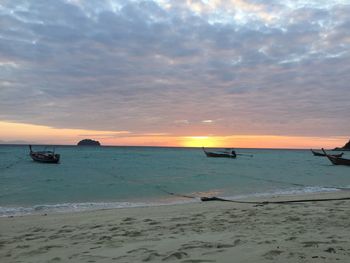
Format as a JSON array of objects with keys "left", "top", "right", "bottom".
[
  {"left": 29, "top": 145, "right": 60, "bottom": 164},
  {"left": 311, "top": 149, "right": 343, "bottom": 157},
  {"left": 322, "top": 148, "right": 350, "bottom": 166},
  {"left": 202, "top": 147, "right": 237, "bottom": 158}
]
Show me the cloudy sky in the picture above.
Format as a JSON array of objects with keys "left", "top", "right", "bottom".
[{"left": 0, "top": 0, "right": 349, "bottom": 147}]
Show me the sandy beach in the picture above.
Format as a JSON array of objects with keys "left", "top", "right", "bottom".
[{"left": 1, "top": 191, "right": 350, "bottom": 263}]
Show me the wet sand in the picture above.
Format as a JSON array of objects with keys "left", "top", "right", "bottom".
[{"left": 1, "top": 191, "right": 350, "bottom": 262}]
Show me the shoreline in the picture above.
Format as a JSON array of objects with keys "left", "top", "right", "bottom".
[
  {"left": 0, "top": 186, "right": 343, "bottom": 218},
  {"left": 1, "top": 191, "right": 350, "bottom": 262}
]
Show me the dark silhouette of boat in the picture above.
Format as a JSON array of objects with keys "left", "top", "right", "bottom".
[
  {"left": 322, "top": 148, "right": 350, "bottom": 166},
  {"left": 202, "top": 147, "right": 237, "bottom": 158},
  {"left": 311, "top": 149, "right": 343, "bottom": 157},
  {"left": 29, "top": 145, "right": 60, "bottom": 164}
]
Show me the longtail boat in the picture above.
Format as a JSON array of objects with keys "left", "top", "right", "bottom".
[
  {"left": 202, "top": 147, "right": 237, "bottom": 158},
  {"left": 311, "top": 149, "right": 343, "bottom": 157},
  {"left": 322, "top": 148, "right": 350, "bottom": 166},
  {"left": 29, "top": 145, "right": 60, "bottom": 164}
]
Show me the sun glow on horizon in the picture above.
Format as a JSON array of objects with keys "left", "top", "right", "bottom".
[
  {"left": 0, "top": 121, "right": 347, "bottom": 149},
  {"left": 181, "top": 136, "right": 222, "bottom": 148},
  {"left": 178, "top": 135, "right": 348, "bottom": 149}
]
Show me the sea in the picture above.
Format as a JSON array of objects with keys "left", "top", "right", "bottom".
[{"left": 0, "top": 145, "right": 349, "bottom": 217}]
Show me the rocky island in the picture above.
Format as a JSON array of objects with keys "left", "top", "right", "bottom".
[
  {"left": 334, "top": 139, "right": 350, "bottom": 151},
  {"left": 77, "top": 139, "right": 101, "bottom": 146}
]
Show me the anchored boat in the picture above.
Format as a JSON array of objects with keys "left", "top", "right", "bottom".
[
  {"left": 29, "top": 145, "right": 60, "bottom": 164},
  {"left": 322, "top": 148, "right": 350, "bottom": 166},
  {"left": 311, "top": 149, "right": 343, "bottom": 157},
  {"left": 202, "top": 147, "right": 237, "bottom": 158}
]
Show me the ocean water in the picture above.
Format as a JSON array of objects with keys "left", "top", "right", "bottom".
[{"left": 0, "top": 145, "right": 349, "bottom": 216}]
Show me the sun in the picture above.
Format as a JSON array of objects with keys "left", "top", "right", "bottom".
[{"left": 181, "top": 136, "right": 221, "bottom": 148}]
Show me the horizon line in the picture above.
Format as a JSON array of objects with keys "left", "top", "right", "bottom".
[{"left": 0, "top": 143, "right": 345, "bottom": 151}]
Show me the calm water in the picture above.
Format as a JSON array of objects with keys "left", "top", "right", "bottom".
[{"left": 0, "top": 145, "right": 349, "bottom": 216}]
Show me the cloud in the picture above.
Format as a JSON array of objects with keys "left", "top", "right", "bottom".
[{"left": 0, "top": 0, "right": 349, "bottom": 138}]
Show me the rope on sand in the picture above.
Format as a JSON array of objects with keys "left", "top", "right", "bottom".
[{"left": 200, "top": 196, "right": 350, "bottom": 204}]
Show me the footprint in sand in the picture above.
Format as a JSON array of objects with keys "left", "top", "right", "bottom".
[
  {"left": 324, "top": 247, "right": 336, "bottom": 253},
  {"left": 143, "top": 251, "right": 163, "bottom": 261},
  {"left": 121, "top": 230, "right": 143, "bottom": 237},
  {"left": 202, "top": 249, "right": 225, "bottom": 255},
  {"left": 48, "top": 257, "right": 62, "bottom": 262},
  {"left": 263, "top": 250, "right": 284, "bottom": 260},
  {"left": 0, "top": 240, "right": 6, "bottom": 248},
  {"left": 90, "top": 224, "right": 103, "bottom": 229},
  {"left": 181, "top": 260, "right": 215, "bottom": 263},
  {"left": 23, "top": 245, "right": 63, "bottom": 256},
  {"left": 162, "top": 251, "right": 189, "bottom": 261},
  {"left": 127, "top": 247, "right": 150, "bottom": 254},
  {"left": 98, "top": 235, "right": 112, "bottom": 241},
  {"left": 148, "top": 221, "right": 161, "bottom": 225},
  {"left": 285, "top": 236, "right": 297, "bottom": 241},
  {"left": 285, "top": 216, "right": 300, "bottom": 221},
  {"left": 181, "top": 240, "right": 235, "bottom": 251},
  {"left": 16, "top": 244, "right": 30, "bottom": 249},
  {"left": 122, "top": 217, "right": 136, "bottom": 222},
  {"left": 57, "top": 228, "right": 74, "bottom": 233},
  {"left": 89, "top": 246, "right": 101, "bottom": 250},
  {"left": 31, "top": 227, "right": 44, "bottom": 233},
  {"left": 302, "top": 241, "right": 327, "bottom": 248}
]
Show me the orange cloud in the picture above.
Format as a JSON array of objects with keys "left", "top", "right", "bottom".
[{"left": 0, "top": 121, "right": 129, "bottom": 145}]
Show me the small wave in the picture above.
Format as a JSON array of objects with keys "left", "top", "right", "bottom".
[
  {"left": 0, "top": 198, "right": 198, "bottom": 217},
  {"left": 224, "top": 186, "right": 339, "bottom": 200},
  {"left": 0, "top": 186, "right": 342, "bottom": 217}
]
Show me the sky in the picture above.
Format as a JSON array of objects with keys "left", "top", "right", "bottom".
[{"left": 0, "top": 0, "right": 349, "bottom": 148}]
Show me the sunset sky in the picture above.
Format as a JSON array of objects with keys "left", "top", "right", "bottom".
[{"left": 0, "top": 0, "right": 349, "bottom": 148}]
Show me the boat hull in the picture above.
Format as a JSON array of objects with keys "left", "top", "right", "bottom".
[
  {"left": 204, "top": 152, "right": 235, "bottom": 158},
  {"left": 202, "top": 147, "right": 236, "bottom": 158},
  {"left": 30, "top": 153, "right": 60, "bottom": 164},
  {"left": 311, "top": 149, "right": 343, "bottom": 158},
  {"left": 326, "top": 155, "right": 350, "bottom": 166},
  {"left": 311, "top": 150, "right": 326, "bottom": 156},
  {"left": 322, "top": 149, "right": 350, "bottom": 166}
]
